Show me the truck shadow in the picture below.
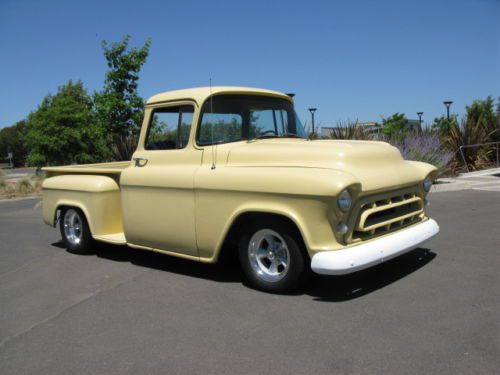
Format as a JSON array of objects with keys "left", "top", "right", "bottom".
[
  {"left": 95, "top": 243, "right": 243, "bottom": 283},
  {"left": 305, "top": 248, "right": 436, "bottom": 302},
  {"left": 51, "top": 242, "right": 436, "bottom": 301},
  {"left": 51, "top": 240, "right": 242, "bottom": 282}
]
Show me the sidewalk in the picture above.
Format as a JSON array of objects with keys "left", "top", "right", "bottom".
[{"left": 432, "top": 167, "right": 500, "bottom": 193}]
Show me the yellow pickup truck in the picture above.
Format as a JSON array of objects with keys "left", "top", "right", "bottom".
[{"left": 42, "top": 86, "right": 439, "bottom": 293}]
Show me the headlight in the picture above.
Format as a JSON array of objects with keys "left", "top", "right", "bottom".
[
  {"left": 423, "top": 176, "right": 433, "bottom": 192},
  {"left": 337, "top": 189, "right": 352, "bottom": 212}
]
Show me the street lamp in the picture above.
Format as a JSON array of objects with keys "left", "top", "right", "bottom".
[
  {"left": 308, "top": 107, "right": 317, "bottom": 136},
  {"left": 443, "top": 101, "right": 453, "bottom": 120},
  {"left": 417, "top": 112, "right": 423, "bottom": 132}
]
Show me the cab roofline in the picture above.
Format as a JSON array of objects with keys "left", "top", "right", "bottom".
[{"left": 146, "top": 86, "right": 292, "bottom": 106}]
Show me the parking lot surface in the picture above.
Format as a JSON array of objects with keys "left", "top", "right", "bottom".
[{"left": 0, "top": 191, "right": 498, "bottom": 375}]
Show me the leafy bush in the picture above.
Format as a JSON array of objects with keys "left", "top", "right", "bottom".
[
  {"left": 432, "top": 116, "right": 458, "bottom": 136},
  {"left": 443, "top": 97, "right": 498, "bottom": 171},
  {"left": 30, "top": 173, "right": 45, "bottom": 189},
  {"left": 382, "top": 113, "right": 410, "bottom": 137},
  {"left": 16, "top": 178, "right": 34, "bottom": 195},
  {"left": 324, "top": 120, "right": 374, "bottom": 140},
  {"left": 1, "top": 181, "right": 16, "bottom": 198}
]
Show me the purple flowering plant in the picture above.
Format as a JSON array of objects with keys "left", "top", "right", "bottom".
[{"left": 388, "top": 132, "right": 454, "bottom": 173}]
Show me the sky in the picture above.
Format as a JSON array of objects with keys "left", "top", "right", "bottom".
[{"left": 1, "top": 0, "right": 499, "bottom": 129}]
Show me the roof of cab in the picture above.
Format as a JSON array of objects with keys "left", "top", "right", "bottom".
[{"left": 146, "top": 86, "right": 291, "bottom": 106}]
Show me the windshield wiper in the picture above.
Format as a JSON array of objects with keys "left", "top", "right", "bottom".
[
  {"left": 248, "top": 134, "right": 280, "bottom": 141},
  {"left": 248, "top": 133, "right": 306, "bottom": 142},
  {"left": 256, "top": 135, "right": 281, "bottom": 139},
  {"left": 282, "top": 133, "right": 306, "bottom": 139}
]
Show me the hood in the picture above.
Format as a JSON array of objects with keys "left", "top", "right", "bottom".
[{"left": 226, "top": 139, "right": 430, "bottom": 192}]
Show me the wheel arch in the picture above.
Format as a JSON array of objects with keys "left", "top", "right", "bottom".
[
  {"left": 54, "top": 201, "right": 94, "bottom": 235},
  {"left": 214, "top": 209, "right": 309, "bottom": 264}
]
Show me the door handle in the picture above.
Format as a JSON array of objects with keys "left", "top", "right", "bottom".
[{"left": 132, "top": 156, "right": 148, "bottom": 167}]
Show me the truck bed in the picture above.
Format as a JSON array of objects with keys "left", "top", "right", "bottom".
[{"left": 42, "top": 161, "right": 130, "bottom": 177}]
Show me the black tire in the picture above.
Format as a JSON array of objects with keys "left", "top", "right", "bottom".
[
  {"left": 59, "top": 207, "right": 95, "bottom": 255},
  {"left": 238, "top": 218, "right": 310, "bottom": 293}
]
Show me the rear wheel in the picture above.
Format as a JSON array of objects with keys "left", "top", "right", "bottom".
[
  {"left": 238, "top": 219, "right": 310, "bottom": 293},
  {"left": 59, "top": 207, "right": 94, "bottom": 254}
]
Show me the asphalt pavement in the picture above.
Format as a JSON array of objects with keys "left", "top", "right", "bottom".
[{"left": 0, "top": 191, "right": 498, "bottom": 375}]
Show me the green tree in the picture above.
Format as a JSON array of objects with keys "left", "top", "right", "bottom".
[
  {"left": 26, "top": 81, "right": 110, "bottom": 167},
  {"left": 432, "top": 115, "right": 459, "bottom": 136},
  {"left": 0, "top": 120, "right": 29, "bottom": 167},
  {"left": 94, "top": 35, "right": 151, "bottom": 160},
  {"left": 465, "top": 96, "right": 496, "bottom": 131},
  {"left": 382, "top": 113, "right": 409, "bottom": 137},
  {"left": 466, "top": 96, "right": 498, "bottom": 144}
]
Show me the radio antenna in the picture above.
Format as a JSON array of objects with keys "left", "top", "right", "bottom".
[{"left": 210, "top": 78, "right": 216, "bottom": 170}]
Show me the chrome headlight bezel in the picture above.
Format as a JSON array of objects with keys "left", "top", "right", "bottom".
[
  {"left": 423, "top": 176, "right": 433, "bottom": 192},
  {"left": 337, "top": 189, "right": 352, "bottom": 212}
]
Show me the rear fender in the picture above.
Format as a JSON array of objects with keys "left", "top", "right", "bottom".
[{"left": 42, "top": 175, "right": 123, "bottom": 236}]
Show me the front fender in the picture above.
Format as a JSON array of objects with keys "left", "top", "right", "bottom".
[{"left": 194, "top": 167, "right": 360, "bottom": 261}]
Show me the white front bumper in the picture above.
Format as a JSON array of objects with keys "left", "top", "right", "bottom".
[{"left": 311, "top": 219, "right": 439, "bottom": 275}]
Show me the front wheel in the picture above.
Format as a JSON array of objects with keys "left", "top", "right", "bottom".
[
  {"left": 59, "top": 207, "right": 94, "bottom": 255},
  {"left": 238, "top": 219, "right": 310, "bottom": 293}
]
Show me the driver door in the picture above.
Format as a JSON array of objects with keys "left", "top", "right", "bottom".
[{"left": 121, "top": 103, "right": 202, "bottom": 257}]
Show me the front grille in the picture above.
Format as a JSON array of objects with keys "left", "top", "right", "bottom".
[{"left": 350, "top": 191, "right": 424, "bottom": 242}]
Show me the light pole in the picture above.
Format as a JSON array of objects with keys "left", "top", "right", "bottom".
[
  {"left": 443, "top": 101, "right": 453, "bottom": 120},
  {"left": 308, "top": 108, "right": 317, "bottom": 136},
  {"left": 417, "top": 112, "right": 423, "bottom": 132}
]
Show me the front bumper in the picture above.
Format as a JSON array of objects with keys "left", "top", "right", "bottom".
[{"left": 311, "top": 219, "right": 439, "bottom": 275}]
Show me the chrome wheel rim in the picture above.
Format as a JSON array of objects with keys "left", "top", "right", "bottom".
[
  {"left": 63, "top": 209, "right": 83, "bottom": 246},
  {"left": 248, "top": 229, "right": 290, "bottom": 282}
]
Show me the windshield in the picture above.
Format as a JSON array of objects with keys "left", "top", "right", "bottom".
[{"left": 196, "top": 94, "right": 307, "bottom": 145}]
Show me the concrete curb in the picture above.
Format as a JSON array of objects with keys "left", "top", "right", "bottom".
[
  {"left": 458, "top": 167, "right": 500, "bottom": 178},
  {"left": 0, "top": 195, "right": 41, "bottom": 204}
]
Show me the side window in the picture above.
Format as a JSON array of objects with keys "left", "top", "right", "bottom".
[
  {"left": 197, "top": 113, "right": 243, "bottom": 145},
  {"left": 145, "top": 106, "right": 193, "bottom": 150}
]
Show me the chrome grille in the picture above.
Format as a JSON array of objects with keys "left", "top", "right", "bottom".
[{"left": 351, "top": 191, "right": 424, "bottom": 242}]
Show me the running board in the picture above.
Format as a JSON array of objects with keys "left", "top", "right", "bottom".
[{"left": 93, "top": 232, "right": 127, "bottom": 245}]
